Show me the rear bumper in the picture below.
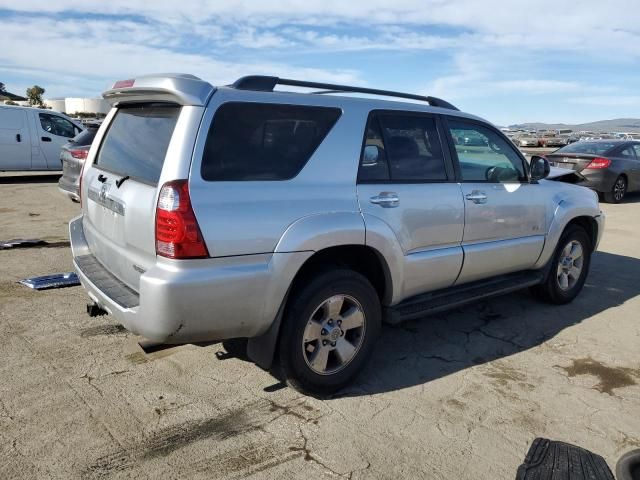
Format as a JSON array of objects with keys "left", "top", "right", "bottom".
[
  {"left": 69, "top": 215, "right": 310, "bottom": 343},
  {"left": 58, "top": 174, "right": 79, "bottom": 201}
]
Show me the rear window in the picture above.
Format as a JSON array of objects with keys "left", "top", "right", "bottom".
[
  {"left": 70, "top": 128, "right": 97, "bottom": 147},
  {"left": 556, "top": 142, "right": 616, "bottom": 156},
  {"left": 95, "top": 104, "right": 180, "bottom": 184},
  {"left": 201, "top": 102, "right": 341, "bottom": 181}
]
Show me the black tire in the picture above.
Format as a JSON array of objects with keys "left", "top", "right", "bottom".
[
  {"left": 531, "top": 225, "right": 591, "bottom": 304},
  {"left": 279, "top": 269, "right": 381, "bottom": 395},
  {"left": 603, "top": 175, "right": 627, "bottom": 203}
]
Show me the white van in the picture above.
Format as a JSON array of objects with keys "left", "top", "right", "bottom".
[{"left": 0, "top": 105, "right": 84, "bottom": 171}]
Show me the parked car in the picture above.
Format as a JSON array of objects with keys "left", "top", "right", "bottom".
[
  {"left": 515, "top": 134, "right": 540, "bottom": 147},
  {"left": 0, "top": 105, "right": 84, "bottom": 171},
  {"left": 58, "top": 125, "right": 100, "bottom": 202},
  {"left": 538, "top": 135, "right": 566, "bottom": 148},
  {"left": 546, "top": 140, "right": 640, "bottom": 203},
  {"left": 70, "top": 74, "right": 604, "bottom": 394}
]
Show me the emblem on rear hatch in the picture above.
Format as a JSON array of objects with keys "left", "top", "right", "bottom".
[{"left": 87, "top": 182, "right": 126, "bottom": 216}]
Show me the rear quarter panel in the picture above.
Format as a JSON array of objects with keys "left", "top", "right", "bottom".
[{"left": 188, "top": 89, "right": 369, "bottom": 257}]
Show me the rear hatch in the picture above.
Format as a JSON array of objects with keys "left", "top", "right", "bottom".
[{"left": 82, "top": 103, "right": 182, "bottom": 291}]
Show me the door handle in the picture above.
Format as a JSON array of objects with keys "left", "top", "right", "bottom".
[
  {"left": 370, "top": 192, "right": 399, "bottom": 208},
  {"left": 16, "top": 134, "right": 21, "bottom": 142},
  {"left": 41, "top": 136, "right": 52, "bottom": 142},
  {"left": 465, "top": 190, "right": 488, "bottom": 204}
]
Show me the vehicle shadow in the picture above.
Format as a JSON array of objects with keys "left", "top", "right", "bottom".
[
  {"left": 0, "top": 174, "right": 61, "bottom": 184},
  {"left": 333, "top": 250, "right": 640, "bottom": 397},
  {"left": 621, "top": 192, "right": 640, "bottom": 204}
]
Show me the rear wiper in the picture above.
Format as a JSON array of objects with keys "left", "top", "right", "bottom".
[{"left": 115, "top": 176, "right": 130, "bottom": 188}]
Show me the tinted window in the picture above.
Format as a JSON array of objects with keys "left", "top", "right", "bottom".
[
  {"left": 70, "top": 128, "right": 97, "bottom": 147},
  {"left": 619, "top": 146, "right": 636, "bottom": 158},
  {"left": 95, "top": 104, "right": 180, "bottom": 184},
  {"left": 358, "top": 116, "right": 390, "bottom": 181},
  {"left": 39, "top": 113, "right": 78, "bottom": 138},
  {"left": 201, "top": 103, "right": 341, "bottom": 181},
  {"left": 358, "top": 113, "right": 447, "bottom": 182},
  {"left": 448, "top": 119, "right": 525, "bottom": 183},
  {"left": 633, "top": 144, "right": 640, "bottom": 157},
  {"left": 556, "top": 142, "right": 616, "bottom": 156}
]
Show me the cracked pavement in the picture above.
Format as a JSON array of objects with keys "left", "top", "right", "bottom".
[{"left": 1, "top": 174, "right": 639, "bottom": 479}]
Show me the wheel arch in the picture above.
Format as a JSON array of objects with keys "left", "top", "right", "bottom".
[{"left": 247, "top": 243, "right": 393, "bottom": 370}]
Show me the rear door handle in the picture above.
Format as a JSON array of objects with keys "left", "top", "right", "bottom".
[
  {"left": 370, "top": 192, "right": 399, "bottom": 208},
  {"left": 41, "top": 136, "right": 52, "bottom": 142},
  {"left": 16, "top": 134, "right": 21, "bottom": 142},
  {"left": 465, "top": 191, "right": 488, "bottom": 204}
]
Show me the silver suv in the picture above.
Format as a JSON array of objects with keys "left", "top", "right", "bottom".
[{"left": 70, "top": 73, "right": 604, "bottom": 394}]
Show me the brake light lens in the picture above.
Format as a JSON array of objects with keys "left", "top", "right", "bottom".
[
  {"left": 113, "top": 79, "right": 135, "bottom": 89},
  {"left": 69, "top": 149, "right": 88, "bottom": 160},
  {"left": 155, "top": 180, "right": 209, "bottom": 259},
  {"left": 585, "top": 157, "right": 611, "bottom": 169}
]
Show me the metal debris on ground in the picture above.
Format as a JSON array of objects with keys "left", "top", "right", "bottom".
[
  {"left": 0, "top": 239, "right": 47, "bottom": 249},
  {"left": 18, "top": 272, "right": 80, "bottom": 290}
]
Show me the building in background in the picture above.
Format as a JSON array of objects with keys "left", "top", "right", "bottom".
[{"left": 43, "top": 97, "right": 110, "bottom": 115}]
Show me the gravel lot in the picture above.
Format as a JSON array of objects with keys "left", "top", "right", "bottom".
[{"left": 1, "top": 173, "right": 639, "bottom": 479}]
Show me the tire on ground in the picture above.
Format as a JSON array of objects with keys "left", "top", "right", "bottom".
[
  {"left": 279, "top": 269, "right": 381, "bottom": 394},
  {"left": 531, "top": 224, "right": 592, "bottom": 304}
]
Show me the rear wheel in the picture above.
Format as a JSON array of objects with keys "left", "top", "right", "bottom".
[
  {"left": 531, "top": 225, "right": 591, "bottom": 304},
  {"left": 279, "top": 269, "right": 381, "bottom": 394},
  {"left": 603, "top": 175, "right": 627, "bottom": 203}
]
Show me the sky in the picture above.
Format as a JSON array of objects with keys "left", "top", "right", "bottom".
[{"left": 0, "top": 0, "right": 639, "bottom": 126}]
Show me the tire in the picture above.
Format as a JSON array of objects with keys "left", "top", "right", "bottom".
[
  {"left": 603, "top": 175, "right": 627, "bottom": 203},
  {"left": 279, "top": 269, "right": 381, "bottom": 395},
  {"left": 531, "top": 225, "right": 591, "bottom": 304}
]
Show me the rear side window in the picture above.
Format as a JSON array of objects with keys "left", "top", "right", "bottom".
[
  {"left": 201, "top": 103, "right": 341, "bottom": 181},
  {"left": 95, "top": 104, "right": 180, "bottom": 184},
  {"left": 358, "top": 112, "right": 447, "bottom": 182}
]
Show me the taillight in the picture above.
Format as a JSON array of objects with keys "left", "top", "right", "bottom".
[
  {"left": 585, "top": 157, "right": 611, "bottom": 169},
  {"left": 155, "top": 180, "right": 209, "bottom": 259},
  {"left": 69, "top": 149, "right": 88, "bottom": 160},
  {"left": 78, "top": 160, "right": 86, "bottom": 207}
]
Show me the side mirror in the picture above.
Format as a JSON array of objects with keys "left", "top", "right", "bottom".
[
  {"left": 530, "top": 155, "right": 550, "bottom": 181},
  {"left": 362, "top": 145, "right": 381, "bottom": 165}
]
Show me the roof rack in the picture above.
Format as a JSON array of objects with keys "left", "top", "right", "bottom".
[{"left": 230, "top": 75, "right": 459, "bottom": 111}]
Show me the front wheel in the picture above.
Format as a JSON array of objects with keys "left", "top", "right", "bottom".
[
  {"left": 531, "top": 225, "right": 591, "bottom": 304},
  {"left": 279, "top": 269, "right": 381, "bottom": 394}
]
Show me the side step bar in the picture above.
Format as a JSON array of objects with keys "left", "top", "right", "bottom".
[{"left": 386, "top": 271, "right": 544, "bottom": 325}]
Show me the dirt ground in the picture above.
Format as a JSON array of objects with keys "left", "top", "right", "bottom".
[{"left": 1, "top": 173, "right": 639, "bottom": 479}]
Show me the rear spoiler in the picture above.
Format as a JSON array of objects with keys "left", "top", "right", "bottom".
[{"left": 102, "top": 73, "right": 216, "bottom": 107}]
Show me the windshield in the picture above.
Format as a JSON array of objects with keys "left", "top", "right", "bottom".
[{"left": 555, "top": 142, "right": 616, "bottom": 155}]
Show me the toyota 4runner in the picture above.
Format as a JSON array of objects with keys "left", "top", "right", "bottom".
[{"left": 70, "top": 74, "right": 604, "bottom": 394}]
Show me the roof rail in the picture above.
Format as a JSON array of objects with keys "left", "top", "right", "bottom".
[{"left": 230, "top": 75, "right": 459, "bottom": 111}]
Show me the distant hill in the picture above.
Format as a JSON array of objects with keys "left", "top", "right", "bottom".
[
  {"left": 0, "top": 90, "right": 27, "bottom": 102},
  {"left": 508, "top": 118, "right": 640, "bottom": 133}
]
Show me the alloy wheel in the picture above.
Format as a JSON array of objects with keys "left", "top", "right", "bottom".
[
  {"left": 302, "top": 294, "right": 366, "bottom": 375},
  {"left": 556, "top": 240, "right": 584, "bottom": 291}
]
